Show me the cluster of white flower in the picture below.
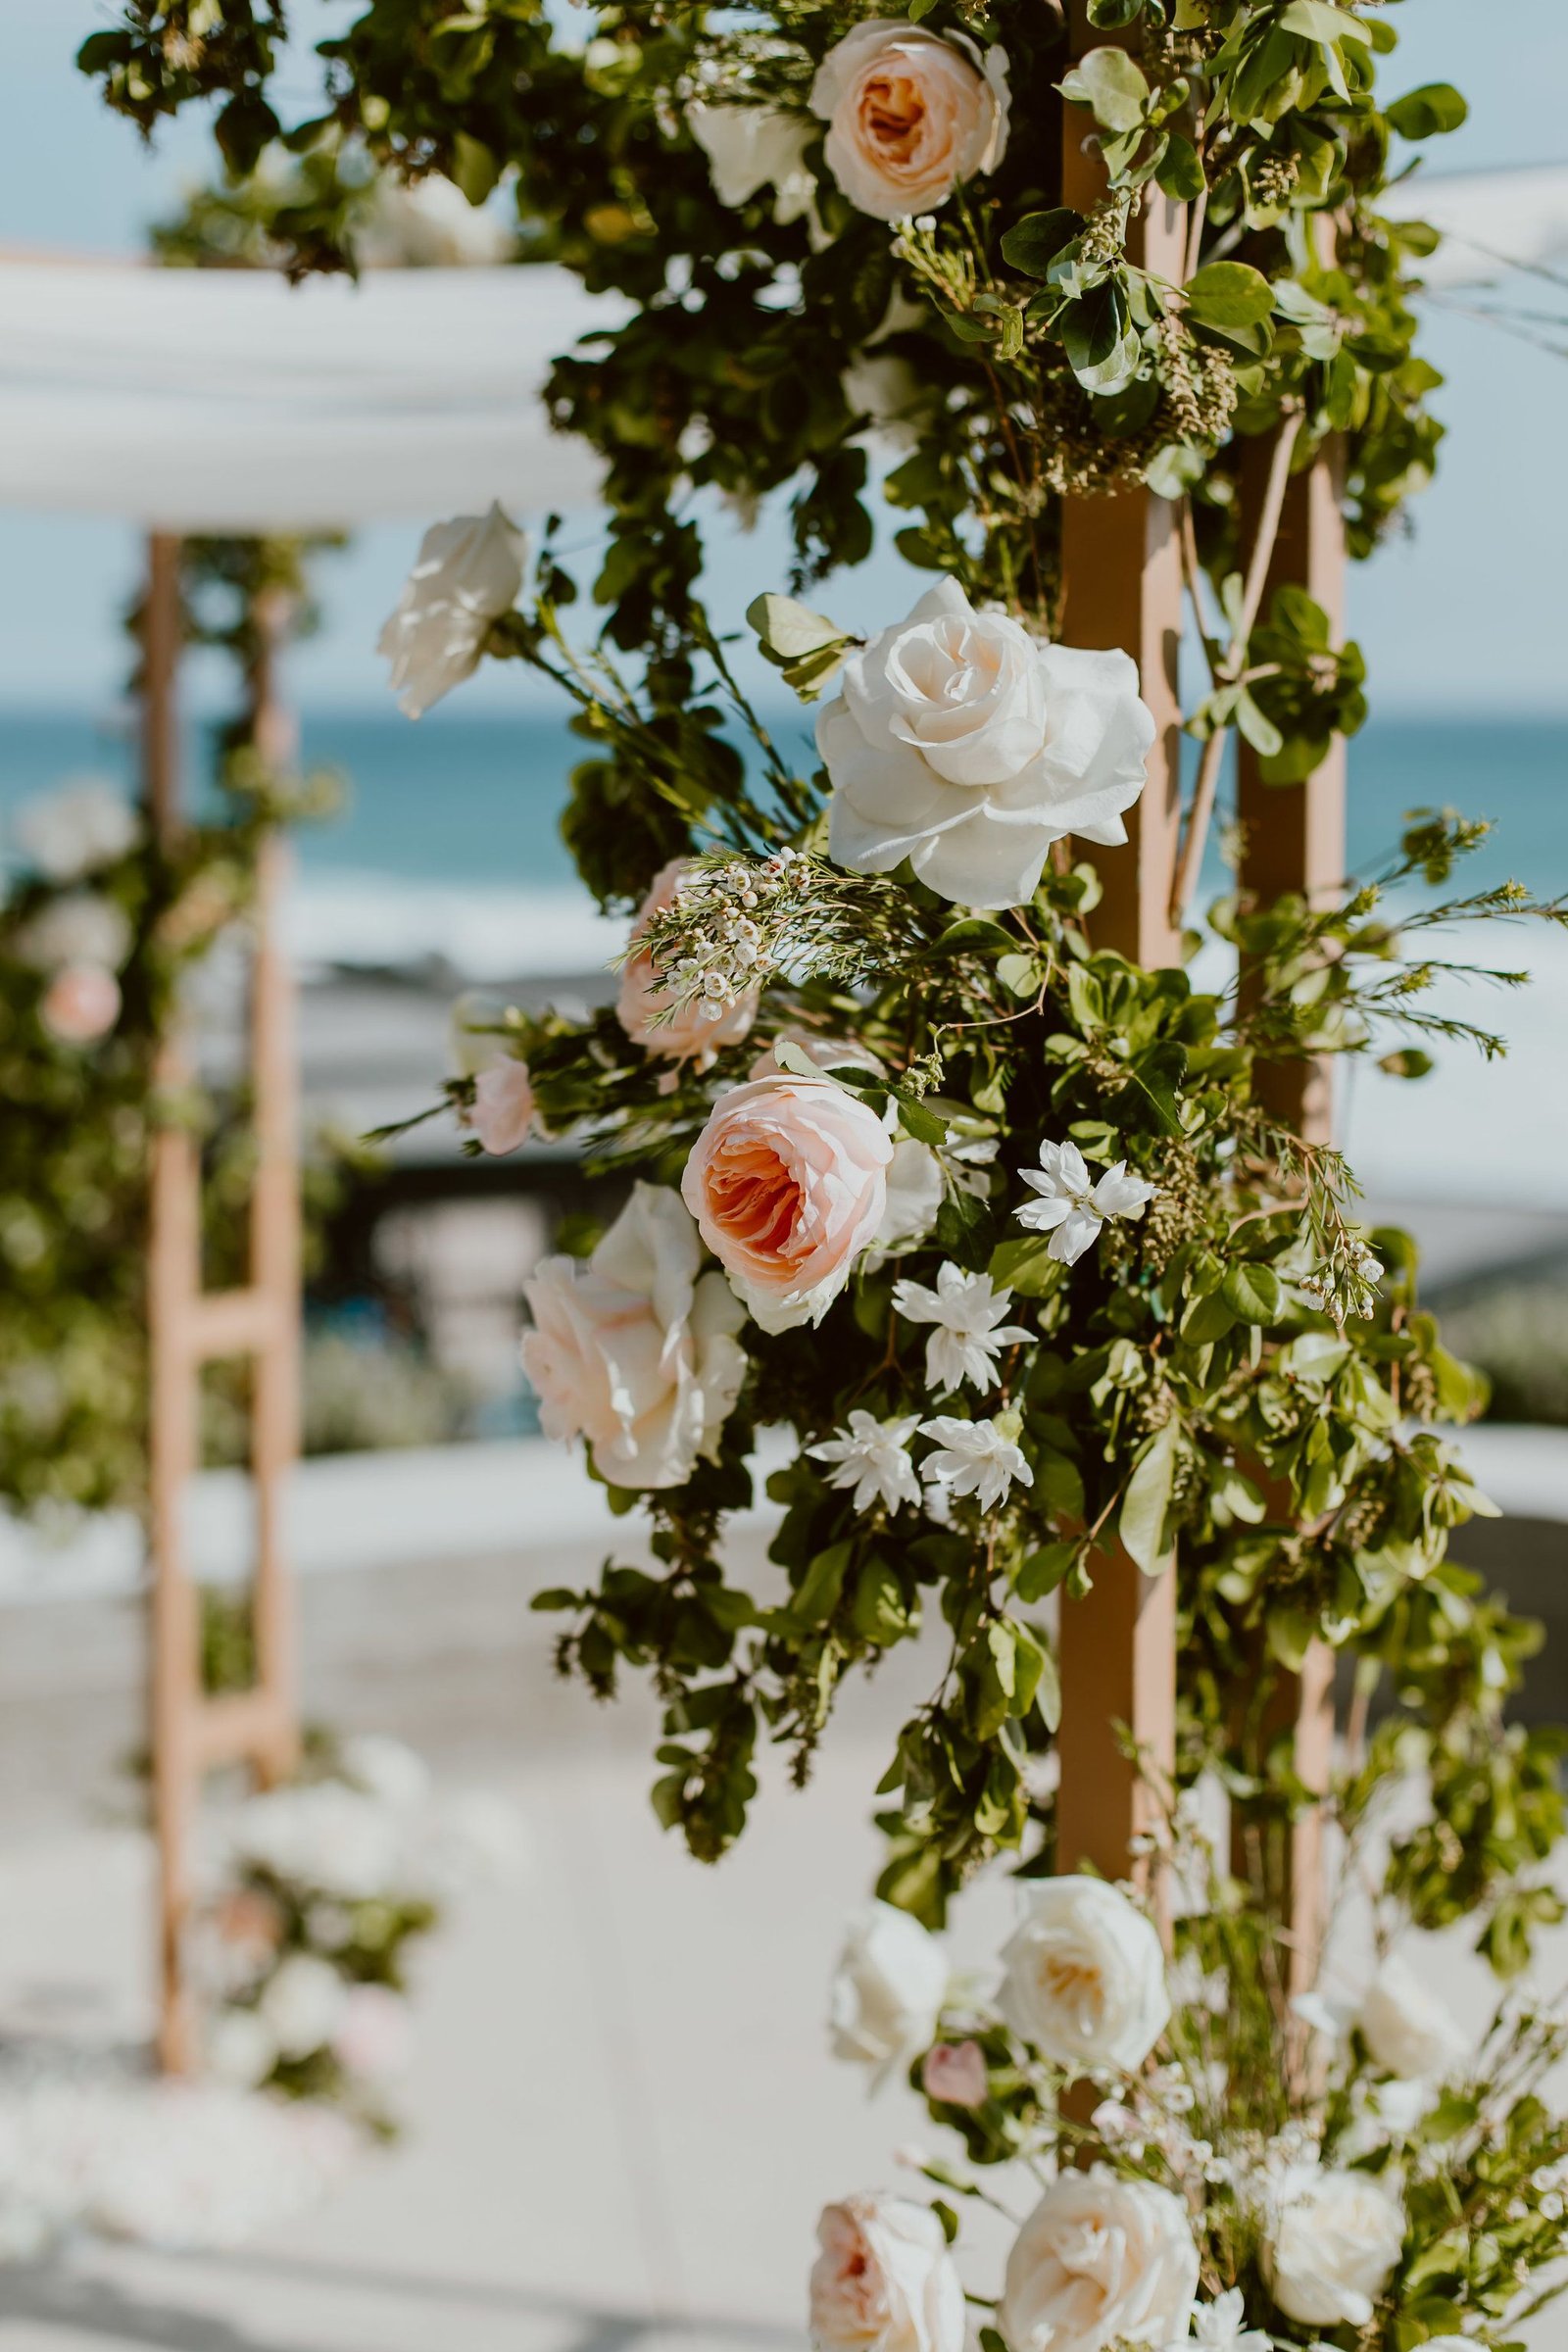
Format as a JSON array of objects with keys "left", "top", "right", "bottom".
[
  {"left": 0, "top": 2049, "right": 357, "bottom": 2265},
  {"left": 812, "top": 1886, "right": 1500, "bottom": 2352},
  {"left": 198, "top": 1737, "right": 527, "bottom": 2123},
  {"left": 1300, "top": 1233, "right": 1385, "bottom": 1321}
]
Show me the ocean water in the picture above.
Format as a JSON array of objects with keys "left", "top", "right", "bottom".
[{"left": 1, "top": 706, "right": 1563, "bottom": 905}]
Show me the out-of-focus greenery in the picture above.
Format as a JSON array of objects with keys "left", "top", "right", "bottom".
[{"left": 1437, "top": 1272, "right": 1568, "bottom": 1429}]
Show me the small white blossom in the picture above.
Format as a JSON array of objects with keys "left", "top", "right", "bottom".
[
  {"left": 919, "top": 1415, "right": 1033, "bottom": 1513},
  {"left": 1015, "top": 1139, "right": 1155, "bottom": 1266},
  {"left": 808, "top": 1410, "right": 923, "bottom": 1515},
  {"left": 1168, "top": 2287, "right": 1274, "bottom": 2351},
  {"left": 892, "top": 1261, "right": 1030, "bottom": 1395},
  {"left": 12, "top": 777, "right": 139, "bottom": 882}
]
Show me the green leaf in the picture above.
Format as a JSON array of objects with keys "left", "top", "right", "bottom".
[
  {"left": 1033, "top": 1635, "right": 1062, "bottom": 1733},
  {"left": 894, "top": 1094, "right": 948, "bottom": 1147},
  {"left": 1060, "top": 281, "right": 1141, "bottom": 396},
  {"left": 853, "top": 1556, "right": 913, "bottom": 1645},
  {"left": 1154, "top": 131, "right": 1205, "bottom": 202},
  {"left": 1119, "top": 1420, "right": 1179, "bottom": 1575},
  {"left": 1001, "top": 209, "right": 1083, "bottom": 280},
  {"left": 1115, "top": 1041, "right": 1187, "bottom": 1134},
  {"left": 451, "top": 132, "right": 502, "bottom": 205},
  {"left": 790, "top": 1540, "right": 853, "bottom": 1626},
  {"left": 933, "top": 916, "right": 1019, "bottom": 956},
  {"left": 1088, "top": 0, "right": 1147, "bottom": 24},
  {"left": 1221, "top": 1261, "right": 1284, "bottom": 1325},
  {"left": 1386, "top": 82, "right": 1469, "bottom": 139},
  {"left": 1278, "top": 1, "right": 1372, "bottom": 45},
  {"left": 1016, "top": 1541, "right": 1080, "bottom": 1602},
  {"left": 989, "top": 1234, "right": 1061, "bottom": 1298},
  {"left": 746, "top": 592, "right": 846, "bottom": 661},
  {"left": 1059, "top": 45, "right": 1152, "bottom": 134},
  {"left": 1186, "top": 261, "right": 1274, "bottom": 330}
]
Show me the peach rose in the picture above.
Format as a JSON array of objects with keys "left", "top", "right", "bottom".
[
  {"left": 809, "top": 2192, "right": 965, "bottom": 2352},
  {"left": 682, "top": 1074, "right": 894, "bottom": 1333},
  {"left": 617, "top": 858, "right": 759, "bottom": 1069},
  {"left": 810, "top": 23, "right": 1010, "bottom": 223},
  {"left": 40, "top": 961, "right": 122, "bottom": 1044},
  {"left": 470, "top": 1058, "right": 536, "bottom": 1155}
]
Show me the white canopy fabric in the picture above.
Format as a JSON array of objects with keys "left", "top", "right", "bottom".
[
  {"left": 0, "top": 260, "right": 622, "bottom": 529},
  {"left": 0, "top": 167, "right": 1561, "bottom": 532},
  {"left": 1381, "top": 164, "right": 1568, "bottom": 288}
]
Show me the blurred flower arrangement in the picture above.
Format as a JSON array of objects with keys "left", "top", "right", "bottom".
[
  {"left": 813, "top": 1804, "right": 1568, "bottom": 2352},
  {"left": 196, "top": 1732, "right": 527, "bottom": 2134},
  {"left": 0, "top": 536, "right": 337, "bottom": 1519}
]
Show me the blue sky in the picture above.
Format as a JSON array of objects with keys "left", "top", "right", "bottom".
[{"left": 1, "top": 0, "right": 1564, "bottom": 716}]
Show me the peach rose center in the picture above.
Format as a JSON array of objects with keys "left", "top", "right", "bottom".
[
  {"left": 709, "top": 1138, "right": 805, "bottom": 1267},
  {"left": 860, "top": 69, "right": 928, "bottom": 166}
]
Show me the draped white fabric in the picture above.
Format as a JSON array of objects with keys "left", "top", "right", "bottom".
[
  {"left": 0, "top": 168, "right": 1561, "bottom": 532},
  {"left": 0, "top": 260, "right": 621, "bottom": 528},
  {"left": 1380, "top": 164, "right": 1568, "bottom": 287}
]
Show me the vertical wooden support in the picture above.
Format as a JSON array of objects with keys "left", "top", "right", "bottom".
[
  {"left": 143, "top": 540, "right": 303, "bottom": 2073},
  {"left": 1059, "top": 1, "right": 1186, "bottom": 977},
  {"left": 1053, "top": 8, "right": 1182, "bottom": 1908},
  {"left": 145, "top": 532, "right": 202, "bottom": 2074},
  {"left": 1235, "top": 430, "right": 1348, "bottom": 1995},
  {"left": 1237, "top": 438, "right": 1348, "bottom": 1136}
]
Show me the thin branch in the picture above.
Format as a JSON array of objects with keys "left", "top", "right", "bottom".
[{"left": 1169, "top": 408, "right": 1304, "bottom": 925}]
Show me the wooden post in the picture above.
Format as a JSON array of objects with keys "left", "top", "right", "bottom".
[
  {"left": 143, "top": 539, "right": 303, "bottom": 2072},
  {"left": 1234, "top": 434, "right": 1347, "bottom": 1996},
  {"left": 1053, "top": 7, "right": 1182, "bottom": 1906},
  {"left": 1059, "top": 1, "right": 1186, "bottom": 978}
]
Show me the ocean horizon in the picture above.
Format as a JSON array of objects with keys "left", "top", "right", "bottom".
[{"left": 2, "top": 706, "right": 1564, "bottom": 911}]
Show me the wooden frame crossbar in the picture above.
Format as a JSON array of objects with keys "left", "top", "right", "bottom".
[{"left": 142, "top": 532, "right": 302, "bottom": 2073}]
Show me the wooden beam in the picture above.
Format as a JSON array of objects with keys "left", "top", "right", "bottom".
[
  {"left": 142, "top": 530, "right": 201, "bottom": 2075},
  {"left": 1054, "top": 10, "right": 1183, "bottom": 1915},
  {"left": 1237, "top": 436, "right": 1348, "bottom": 1137},
  {"left": 1055, "top": 1545, "right": 1177, "bottom": 1920},
  {"left": 1059, "top": 6, "right": 1186, "bottom": 971},
  {"left": 1232, "top": 432, "right": 1347, "bottom": 1995}
]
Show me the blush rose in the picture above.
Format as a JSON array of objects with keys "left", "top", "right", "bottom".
[
  {"left": 681, "top": 1074, "right": 893, "bottom": 1332},
  {"left": 617, "top": 858, "right": 760, "bottom": 1070},
  {"left": 809, "top": 23, "right": 1009, "bottom": 221}
]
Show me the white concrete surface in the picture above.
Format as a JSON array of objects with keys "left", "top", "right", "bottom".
[{"left": 2, "top": 1730, "right": 1565, "bottom": 2351}]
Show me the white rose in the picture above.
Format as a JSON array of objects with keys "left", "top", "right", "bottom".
[
  {"left": 1001, "top": 2168, "right": 1199, "bottom": 2352},
  {"left": 818, "top": 578, "right": 1154, "bottom": 909},
  {"left": 842, "top": 352, "right": 931, "bottom": 450},
  {"left": 259, "top": 1952, "right": 347, "bottom": 2060},
  {"left": 1357, "top": 1950, "right": 1469, "bottom": 2082},
  {"left": 340, "top": 1735, "right": 431, "bottom": 1812},
  {"left": 998, "top": 1877, "right": 1170, "bottom": 2075},
  {"left": 1262, "top": 2163, "right": 1404, "bottom": 2329},
  {"left": 331, "top": 1983, "right": 412, "bottom": 2081},
  {"left": 876, "top": 1137, "right": 945, "bottom": 1250},
  {"left": 378, "top": 501, "right": 524, "bottom": 718},
  {"left": 809, "top": 2191, "right": 965, "bottom": 2352},
  {"left": 687, "top": 100, "right": 818, "bottom": 230},
  {"left": 234, "top": 1781, "right": 406, "bottom": 1901},
  {"left": 809, "top": 24, "right": 1009, "bottom": 222},
  {"left": 207, "top": 2006, "right": 279, "bottom": 2089},
  {"left": 521, "top": 1181, "right": 745, "bottom": 1490},
  {"left": 830, "top": 1902, "right": 948, "bottom": 2082},
  {"left": 14, "top": 891, "right": 132, "bottom": 974},
  {"left": 12, "top": 777, "right": 139, "bottom": 882}
]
